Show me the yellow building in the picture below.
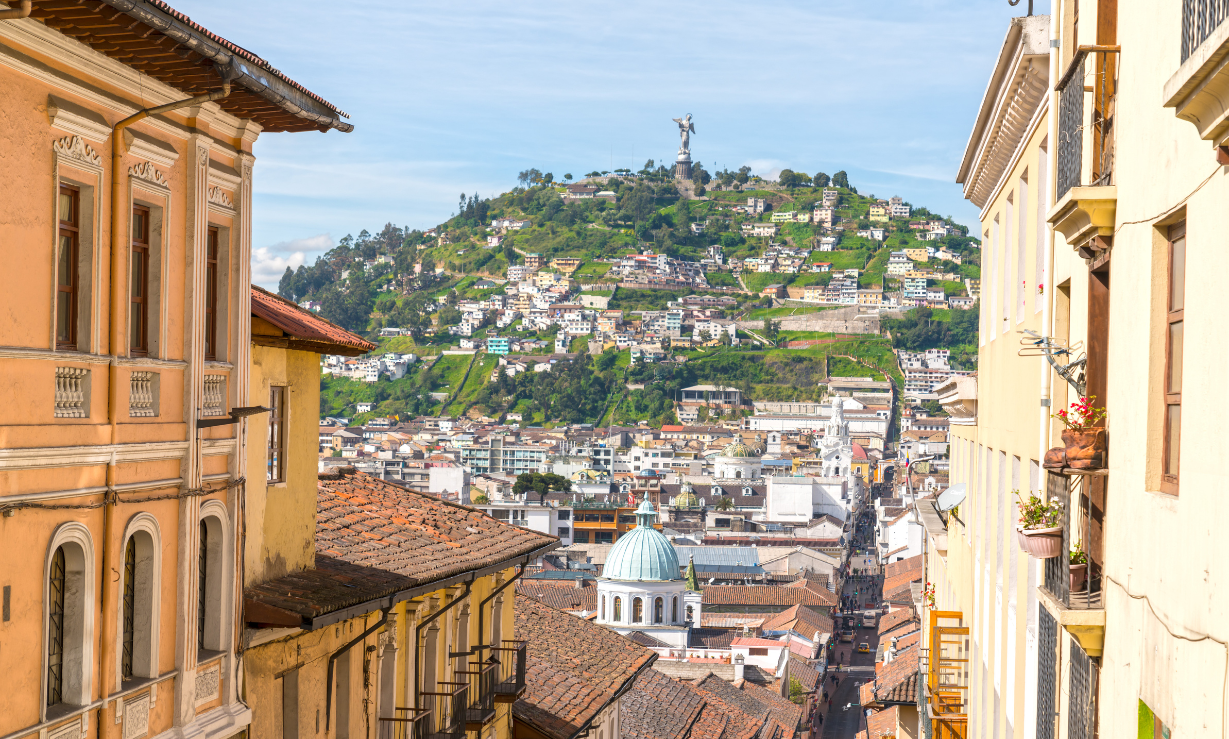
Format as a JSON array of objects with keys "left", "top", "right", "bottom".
[
  {"left": 241, "top": 288, "right": 558, "bottom": 739},
  {"left": 868, "top": 204, "right": 889, "bottom": 222},
  {"left": 0, "top": 5, "right": 349, "bottom": 739},
  {"left": 903, "top": 247, "right": 930, "bottom": 262},
  {"left": 548, "top": 257, "right": 582, "bottom": 275}
]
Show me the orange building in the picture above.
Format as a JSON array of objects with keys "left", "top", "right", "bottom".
[{"left": 0, "top": 4, "right": 349, "bottom": 739}]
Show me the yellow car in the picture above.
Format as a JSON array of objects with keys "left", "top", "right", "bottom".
[{"left": 858, "top": 643, "right": 871, "bottom": 654}]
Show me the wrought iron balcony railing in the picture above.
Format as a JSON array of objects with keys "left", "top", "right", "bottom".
[
  {"left": 447, "top": 660, "right": 498, "bottom": 730},
  {"left": 418, "top": 684, "right": 467, "bottom": 739},
  {"left": 1182, "top": 0, "right": 1229, "bottom": 62},
  {"left": 378, "top": 708, "right": 432, "bottom": 739},
  {"left": 1055, "top": 46, "right": 1120, "bottom": 200},
  {"left": 1041, "top": 471, "right": 1104, "bottom": 611},
  {"left": 492, "top": 640, "right": 528, "bottom": 701}
]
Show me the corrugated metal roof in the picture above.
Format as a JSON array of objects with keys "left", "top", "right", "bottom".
[{"left": 674, "top": 546, "right": 762, "bottom": 567}]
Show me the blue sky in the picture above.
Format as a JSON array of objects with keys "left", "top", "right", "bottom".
[{"left": 169, "top": 0, "right": 1050, "bottom": 286}]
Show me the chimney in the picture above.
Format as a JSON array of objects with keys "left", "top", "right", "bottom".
[
  {"left": 575, "top": 576, "right": 585, "bottom": 589},
  {"left": 733, "top": 654, "right": 745, "bottom": 682}
]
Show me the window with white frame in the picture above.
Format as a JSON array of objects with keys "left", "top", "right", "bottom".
[
  {"left": 45, "top": 523, "right": 94, "bottom": 713},
  {"left": 120, "top": 515, "right": 160, "bottom": 684},
  {"left": 197, "top": 506, "right": 229, "bottom": 659}
]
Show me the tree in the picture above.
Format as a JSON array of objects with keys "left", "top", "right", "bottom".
[
  {"left": 813, "top": 172, "right": 831, "bottom": 187},
  {"left": 922, "top": 399, "right": 945, "bottom": 416},
  {"left": 765, "top": 320, "right": 781, "bottom": 343},
  {"left": 278, "top": 266, "right": 295, "bottom": 299},
  {"left": 788, "top": 677, "right": 806, "bottom": 705},
  {"left": 778, "top": 169, "right": 797, "bottom": 188},
  {"left": 715, "top": 496, "right": 734, "bottom": 511},
  {"left": 832, "top": 170, "right": 850, "bottom": 189},
  {"left": 564, "top": 173, "right": 573, "bottom": 181}
]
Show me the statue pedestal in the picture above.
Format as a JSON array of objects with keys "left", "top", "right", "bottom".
[{"left": 674, "top": 157, "right": 692, "bottom": 181}]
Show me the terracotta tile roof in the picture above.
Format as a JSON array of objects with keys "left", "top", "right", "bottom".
[
  {"left": 883, "top": 554, "right": 923, "bottom": 581},
  {"left": 739, "top": 680, "right": 804, "bottom": 737},
  {"left": 691, "top": 674, "right": 768, "bottom": 739},
  {"left": 626, "top": 631, "right": 673, "bottom": 648},
  {"left": 244, "top": 469, "right": 556, "bottom": 625},
  {"left": 788, "top": 659, "right": 821, "bottom": 692},
  {"left": 621, "top": 668, "right": 706, "bottom": 739},
  {"left": 882, "top": 567, "right": 923, "bottom": 603},
  {"left": 513, "top": 595, "right": 656, "bottom": 739},
  {"left": 892, "top": 630, "right": 921, "bottom": 652},
  {"left": 877, "top": 607, "right": 919, "bottom": 637},
  {"left": 701, "top": 613, "right": 773, "bottom": 629},
  {"left": 252, "top": 286, "right": 376, "bottom": 356},
  {"left": 761, "top": 604, "right": 834, "bottom": 639},
  {"left": 515, "top": 581, "right": 597, "bottom": 613},
  {"left": 689, "top": 705, "right": 729, "bottom": 739},
  {"left": 731, "top": 636, "right": 788, "bottom": 648},
  {"left": 702, "top": 585, "right": 835, "bottom": 608},
  {"left": 864, "top": 644, "right": 921, "bottom": 707},
  {"left": 884, "top": 582, "right": 917, "bottom": 606},
  {"left": 866, "top": 705, "right": 899, "bottom": 737}
]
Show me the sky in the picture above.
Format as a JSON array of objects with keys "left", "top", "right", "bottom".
[{"left": 168, "top": 0, "right": 1051, "bottom": 287}]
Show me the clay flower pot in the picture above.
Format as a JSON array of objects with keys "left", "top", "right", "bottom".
[
  {"left": 1043, "top": 447, "right": 1068, "bottom": 470},
  {"left": 1062, "top": 428, "right": 1106, "bottom": 470},
  {"left": 1069, "top": 563, "right": 1087, "bottom": 591},
  {"left": 1017, "top": 526, "right": 1063, "bottom": 558}
]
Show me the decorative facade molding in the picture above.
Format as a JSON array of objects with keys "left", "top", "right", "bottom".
[
  {"left": 129, "top": 161, "right": 167, "bottom": 188},
  {"left": 194, "top": 663, "right": 221, "bottom": 706},
  {"left": 53, "top": 135, "right": 101, "bottom": 167},
  {"left": 206, "top": 185, "right": 233, "bottom": 209}
]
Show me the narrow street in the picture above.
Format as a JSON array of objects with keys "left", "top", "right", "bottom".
[{"left": 817, "top": 505, "right": 883, "bottom": 739}]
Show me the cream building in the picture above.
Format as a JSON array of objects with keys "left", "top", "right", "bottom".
[{"left": 925, "top": 2, "right": 1229, "bottom": 738}]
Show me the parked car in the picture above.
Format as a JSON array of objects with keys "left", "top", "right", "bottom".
[{"left": 858, "top": 642, "right": 871, "bottom": 653}]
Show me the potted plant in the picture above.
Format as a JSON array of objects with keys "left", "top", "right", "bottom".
[
  {"left": 1015, "top": 491, "right": 1064, "bottom": 558},
  {"left": 1070, "top": 542, "right": 1088, "bottom": 591},
  {"left": 1052, "top": 396, "right": 1108, "bottom": 470}
]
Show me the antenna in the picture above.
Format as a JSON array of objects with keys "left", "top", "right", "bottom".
[{"left": 1018, "top": 329, "right": 1087, "bottom": 395}]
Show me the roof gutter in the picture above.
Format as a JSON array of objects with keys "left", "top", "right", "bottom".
[{"left": 96, "top": 0, "right": 353, "bottom": 132}]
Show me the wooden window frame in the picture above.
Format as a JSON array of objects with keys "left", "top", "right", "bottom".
[
  {"left": 268, "top": 386, "right": 286, "bottom": 483},
  {"left": 56, "top": 186, "right": 80, "bottom": 350},
  {"left": 130, "top": 206, "right": 150, "bottom": 356},
  {"left": 204, "top": 227, "right": 219, "bottom": 361},
  {"left": 1161, "top": 222, "right": 1185, "bottom": 495}
]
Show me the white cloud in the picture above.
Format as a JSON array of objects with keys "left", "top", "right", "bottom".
[
  {"left": 265, "top": 233, "right": 335, "bottom": 254},
  {"left": 251, "top": 246, "right": 307, "bottom": 289}
]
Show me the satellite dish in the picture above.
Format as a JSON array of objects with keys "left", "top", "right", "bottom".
[{"left": 936, "top": 483, "right": 967, "bottom": 512}]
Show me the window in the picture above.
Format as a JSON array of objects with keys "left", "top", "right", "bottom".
[
  {"left": 56, "top": 186, "right": 80, "bottom": 350},
  {"left": 672, "top": 596, "right": 678, "bottom": 623},
  {"left": 749, "top": 647, "right": 769, "bottom": 656},
  {"left": 686, "top": 605, "right": 694, "bottom": 622},
  {"left": 600, "top": 595, "right": 606, "bottom": 621},
  {"left": 197, "top": 509, "right": 227, "bottom": 659},
  {"left": 653, "top": 597, "right": 663, "bottom": 624},
  {"left": 599, "top": 514, "right": 614, "bottom": 523},
  {"left": 268, "top": 386, "right": 286, "bottom": 483},
  {"left": 205, "top": 227, "right": 219, "bottom": 361},
  {"left": 557, "top": 510, "right": 571, "bottom": 521},
  {"left": 121, "top": 538, "right": 136, "bottom": 679},
  {"left": 197, "top": 520, "right": 208, "bottom": 652},
  {"left": 1163, "top": 223, "right": 1185, "bottom": 494},
  {"left": 618, "top": 515, "right": 636, "bottom": 525},
  {"left": 573, "top": 531, "right": 590, "bottom": 544},
  {"left": 595, "top": 531, "right": 614, "bottom": 544},
  {"left": 556, "top": 527, "right": 570, "bottom": 538},
  {"left": 45, "top": 524, "right": 93, "bottom": 711},
  {"left": 613, "top": 597, "right": 622, "bottom": 621},
  {"left": 632, "top": 597, "right": 643, "bottom": 623},
  {"left": 119, "top": 517, "right": 160, "bottom": 684},
  {"left": 47, "top": 546, "right": 66, "bottom": 705},
  {"left": 130, "top": 206, "right": 150, "bottom": 355}
]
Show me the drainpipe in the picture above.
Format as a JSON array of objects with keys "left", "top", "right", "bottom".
[
  {"left": 412, "top": 579, "right": 474, "bottom": 707},
  {"left": 325, "top": 607, "right": 392, "bottom": 732},
  {"left": 1039, "top": 2, "right": 1061, "bottom": 472},
  {"left": 106, "top": 81, "right": 231, "bottom": 444},
  {"left": 0, "top": 0, "right": 31, "bottom": 19},
  {"left": 476, "top": 562, "right": 527, "bottom": 652}
]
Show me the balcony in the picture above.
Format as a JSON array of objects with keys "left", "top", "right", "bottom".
[
  {"left": 934, "top": 374, "right": 976, "bottom": 426},
  {"left": 379, "top": 708, "right": 432, "bottom": 739},
  {"left": 417, "top": 684, "right": 467, "bottom": 739},
  {"left": 1037, "top": 471, "right": 1106, "bottom": 657},
  {"left": 492, "top": 640, "right": 528, "bottom": 702},
  {"left": 447, "top": 660, "right": 498, "bottom": 730},
  {"left": 1050, "top": 45, "right": 1119, "bottom": 260},
  {"left": 1165, "top": 1, "right": 1229, "bottom": 146},
  {"left": 924, "top": 610, "right": 969, "bottom": 739}
]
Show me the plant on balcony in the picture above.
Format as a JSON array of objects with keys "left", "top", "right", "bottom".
[
  {"left": 922, "top": 582, "right": 936, "bottom": 608},
  {"left": 1014, "top": 491, "right": 1064, "bottom": 559},
  {"left": 1052, "top": 396, "right": 1108, "bottom": 470},
  {"left": 1069, "top": 541, "right": 1088, "bottom": 591},
  {"left": 473, "top": 493, "right": 490, "bottom": 504}
]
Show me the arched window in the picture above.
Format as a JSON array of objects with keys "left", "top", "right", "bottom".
[
  {"left": 653, "top": 597, "right": 663, "bottom": 624},
  {"left": 672, "top": 597, "right": 679, "bottom": 623},
  {"left": 119, "top": 514, "right": 161, "bottom": 684},
  {"left": 613, "top": 597, "right": 622, "bottom": 621},
  {"left": 685, "top": 605, "right": 694, "bottom": 622},
  {"left": 198, "top": 505, "right": 230, "bottom": 658},
  {"left": 45, "top": 523, "right": 94, "bottom": 710},
  {"left": 632, "top": 597, "right": 643, "bottom": 623},
  {"left": 742, "top": 487, "right": 753, "bottom": 496},
  {"left": 735, "top": 470, "right": 742, "bottom": 479},
  {"left": 600, "top": 595, "right": 606, "bottom": 621}
]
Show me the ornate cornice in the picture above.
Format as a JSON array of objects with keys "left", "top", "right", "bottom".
[
  {"left": 207, "top": 185, "right": 233, "bottom": 209},
  {"left": 130, "top": 160, "right": 167, "bottom": 188},
  {"left": 53, "top": 134, "right": 101, "bottom": 167}
]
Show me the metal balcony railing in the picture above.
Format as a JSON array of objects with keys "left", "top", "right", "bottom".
[
  {"left": 418, "top": 684, "right": 467, "bottom": 739},
  {"left": 1182, "top": 0, "right": 1229, "bottom": 62},
  {"left": 378, "top": 708, "right": 431, "bottom": 739},
  {"left": 492, "top": 640, "right": 528, "bottom": 701},
  {"left": 1041, "top": 472, "right": 1104, "bottom": 610},
  {"left": 448, "top": 660, "right": 498, "bottom": 730},
  {"left": 1055, "top": 46, "right": 1119, "bottom": 199}
]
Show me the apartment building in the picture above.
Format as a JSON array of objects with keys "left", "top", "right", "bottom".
[
  {"left": 460, "top": 435, "right": 548, "bottom": 475},
  {"left": 0, "top": 5, "right": 350, "bottom": 739}
]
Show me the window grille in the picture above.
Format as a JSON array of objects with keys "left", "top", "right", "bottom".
[
  {"left": 47, "top": 546, "right": 66, "bottom": 706},
  {"left": 1182, "top": 0, "right": 1229, "bottom": 62},
  {"left": 1036, "top": 608, "right": 1059, "bottom": 739},
  {"left": 1068, "top": 639, "right": 1098, "bottom": 739},
  {"left": 122, "top": 537, "right": 136, "bottom": 679},
  {"left": 1056, "top": 55, "right": 1085, "bottom": 199},
  {"left": 54, "top": 366, "right": 89, "bottom": 418},
  {"left": 197, "top": 520, "right": 208, "bottom": 651}
]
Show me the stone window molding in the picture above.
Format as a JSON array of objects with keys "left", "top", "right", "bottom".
[
  {"left": 43, "top": 522, "right": 96, "bottom": 717},
  {"left": 197, "top": 501, "right": 232, "bottom": 663},
  {"left": 52, "top": 136, "right": 102, "bottom": 354},
  {"left": 116, "top": 513, "right": 162, "bottom": 686},
  {"left": 54, "top": 366, "right": 90, "bottom": 418},
  {"left": 128, "top": 371, "right": 158, "bottom": 418}
]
